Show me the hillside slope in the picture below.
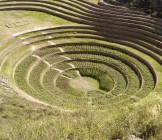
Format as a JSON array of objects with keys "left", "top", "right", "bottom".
[{"left": 0, "top": 0, "right": 162, "bottom": 139}]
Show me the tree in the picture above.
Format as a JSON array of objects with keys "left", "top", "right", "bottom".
[{"left": 105, "top": 0, "right": 162, "bottom": 17}]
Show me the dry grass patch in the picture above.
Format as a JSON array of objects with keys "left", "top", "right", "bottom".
[{"left": 69, "top": 76, "right": 99, "bottom": 93}]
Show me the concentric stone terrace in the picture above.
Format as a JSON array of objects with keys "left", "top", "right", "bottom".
[{"left": 0, "top": 0, "right": 162, "bottom": 110}]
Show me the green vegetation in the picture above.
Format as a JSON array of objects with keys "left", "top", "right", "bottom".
[
  {"left": 0, "top": 85, "right": 162, "bottom": 140},
  {"left": 107, "top": 0, "right": 162, "bottom": 16},
  {"left": 0, "top": 0, "right": 162, "bottom": 139},
  {"left": 0, "top": 11, "right": 75, "bottom": 41},
  {"left": 79, "top": 68, "right": 114, "bottom": 92}
]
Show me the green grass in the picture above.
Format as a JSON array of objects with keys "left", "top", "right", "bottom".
[
  {"left": 56, "top": 76, "right": 85, "bottom": 97},
  {"left": 79, "top": 68, "right": 114, "bottom": 92},
  {"left": 0, "top": 84, "right": 162, "bottom": 140},
  {"left": 14, "top": 56, "right": 39, "bottom": 96},
  {"left": 2, "top": 28, "right": 157, "bottom": 109},
  {"left": 1, "top": 0, "right": 162, "bottom": 139},
  {"left": 67, "top": 53, "right": 140, "bottom": 94},
  {"left": 0, "top": 10, "right": 76, "bottom": 41}
]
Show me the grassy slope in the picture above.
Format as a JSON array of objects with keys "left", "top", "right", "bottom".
[
  {"left": 0, "top": 2, "right": 162, "bottom": 140},
  {"left": 0, "top": 11, "right": 75, "bottom": 41},
  {"left": 1, "top": 84, "right": 162, "bottom": 140}
]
